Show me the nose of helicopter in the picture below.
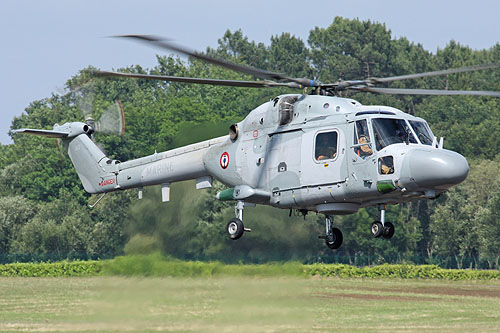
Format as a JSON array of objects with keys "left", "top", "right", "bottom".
[{"left": 399, "top": 149, "right": 469, "bottom": 190}]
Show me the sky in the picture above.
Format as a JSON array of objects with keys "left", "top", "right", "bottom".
[{"left": 1, "top": 0, "right": 499, "bottom": 145}]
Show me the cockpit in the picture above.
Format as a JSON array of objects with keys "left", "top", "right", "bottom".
[
  {"left": 354, "top": 117, "right": 434, "bottom": 152},
  {"left": 372, "top": 118, "right": 434, "bottom": 149},
  {"left": 353, "top": 115, "right": 435, "bottom": 175}
]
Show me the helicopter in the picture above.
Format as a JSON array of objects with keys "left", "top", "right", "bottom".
[{"left": 14, "top": 35, "right": 500, "bottom": 250}]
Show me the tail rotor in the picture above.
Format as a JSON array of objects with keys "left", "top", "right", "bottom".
[{"left": 72, "top": 80, "right": 126, "bottom": 140}]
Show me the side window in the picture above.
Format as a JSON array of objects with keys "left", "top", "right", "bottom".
[
  {"left": 354, "top": 119, "right": 373, "bottom": 157},
  {"left": 379, "top": 156, "right": 394, "bottom": 174},
  {"left": 315, "top": 131, "right": 338, "bottom": 161}
]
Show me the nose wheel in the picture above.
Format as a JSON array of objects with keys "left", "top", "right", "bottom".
[
  {"left": 382, "top": 222, "right": 395, "bottom": 239},
  {"left": 227, "top": 218, "right": 244, "bottom": 240},
  {"left": 371, "top": 221, "right": 384, "bottom": 238},
  {"left": 370, "top": 205, "right": 395, "bottom": 239},
  {"left": 319, "top": 215, "right": 343, "bottom": 249},
  {"left": 226, "top": 201, "right": 251, "bottom": 240}
]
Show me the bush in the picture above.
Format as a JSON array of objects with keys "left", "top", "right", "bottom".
[
  {"left": 0, "top": 257, "right": 498, "bottom": 280},
  {"left": 100, "top": 252, "right": 304, "bottom": 277},
  {"left": 304, "top": 263, "right": 500, "bottom": 280},
  {"left": 0, "top": 260, "right": 102, "bottom": 277}
]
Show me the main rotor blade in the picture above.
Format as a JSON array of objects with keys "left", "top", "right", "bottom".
[
  {"left": 351, "top": 86, "right": 500, "bottom": 97},
  {"left": 95, "top": 71, "right": 302, "bottom": 88},
  {"left": 368, "top": 63, "right": 500, "bottom": 84},
  {"left": 114, "top": 35, "right": 316, "bottom": 87}
]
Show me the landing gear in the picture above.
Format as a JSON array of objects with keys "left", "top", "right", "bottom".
[
  {"left": 320, "top": 215, "right": 343, "bottom": 249},
  {"left": 382, "top": 222, "right": 395, "bottom": 239},
  {"left": 371, "top": 221, "right": 384, "bottom": 238},
  {"left": 370, "top": 205, "right": 395, "bottom": 239},
  {"left": 227, "top": 218, "right": 244, "bottom": 240},
  {"left": 226, "top": 201, "right": 251, "bottom": 240}
]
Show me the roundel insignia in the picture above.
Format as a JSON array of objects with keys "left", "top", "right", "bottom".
[
  {"left": 220, "top": 152, "right": 229, "bottom": 169},
  {"left": 323, "top": 103, "right": 330, "bottom": 109}
]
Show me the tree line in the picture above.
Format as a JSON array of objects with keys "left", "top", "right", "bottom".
[{"left": 1, "top": 17, "right": 499, "bottom": 267}]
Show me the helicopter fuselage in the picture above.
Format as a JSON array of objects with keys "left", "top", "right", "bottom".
[
  {"left": 62, "top": 93, "right": 467, "bottom": 216},
  {"left": 203, "top": 94, "right": 469, "bottom": 215}
]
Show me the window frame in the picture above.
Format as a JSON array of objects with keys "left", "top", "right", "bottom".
[
  {"left": 371, "top": 117, "right": 418, "bottom": 151},
  {"left": 409, "top": 120, "right": 434, "bottom": 146},
  {"left": 313, "top": 129, "right": 339, "bottom": 163},
  {"left": 353, "top": 119, "right": 374, "bottom": 158}
]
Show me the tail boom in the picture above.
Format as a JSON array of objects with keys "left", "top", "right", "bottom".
[
  {"left": 69, "top": 134, "right": 227, "bottom": 194},
  {"left": 116, "top": 137, "right": 225, "bottom": 191},
  {"left": 14, "top": 122, "right": 227, "bottom": 195}
]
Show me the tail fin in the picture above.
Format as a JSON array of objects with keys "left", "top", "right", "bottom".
[
  {"left": 65, "top": 133, "right": 114, "bottom": 193},
  {"left": 14, "top": 122, "right": 116, "bottom": 194}
]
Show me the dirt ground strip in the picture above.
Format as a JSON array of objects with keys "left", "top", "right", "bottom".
[
  {"left": 327, "top": 283, "right": 500, "bottom": 298},
  {"left": 313, "top": 292, "right": 446, "bottom": 302}
]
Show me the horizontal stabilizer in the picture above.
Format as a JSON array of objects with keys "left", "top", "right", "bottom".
[{"left": 13, "top": 128, "right": 69, "bottom": 138}]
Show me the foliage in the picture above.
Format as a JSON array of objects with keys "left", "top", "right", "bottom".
[
  {"left": 306, "top": 263, "right": 500, "bottom": 280},
  {"left": 101, "top": 252, "right": 303, "bottom": 277},
  {"left": 1, "top": 254, "right": 499, "bottom": 280},
  {"left": 0, "top": 260, "right": 102, "bottom": 277},
  {"left": 429, "top": 159, "right": 500, "bottom": 268}
]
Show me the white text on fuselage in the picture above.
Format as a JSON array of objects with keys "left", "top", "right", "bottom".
[{"left": 145, "top": 162, "right": 174, "bottom": 176}]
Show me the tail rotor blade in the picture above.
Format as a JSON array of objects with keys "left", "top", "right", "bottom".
[
  {"left": 95, "top": 98, "right": 126, "bottom": 135},
  {"left": 55, "top": 138, "right": 66, "bottom": 160},
  {"left": 72, "top": 80, "right": 96, "bottom": 121}
]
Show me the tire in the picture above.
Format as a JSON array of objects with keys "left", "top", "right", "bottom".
[
  {"left": 371, "top": 221, "right": 384, "bottom": 238},
  {"left": 383, "top": 222, "right": 395, "bottom": 239},
  {"left": 326, "top": 227, "right": 343, "bottom": 249},
  {"left": 227, "top": 218, "right": 244, "bottom": 240}
]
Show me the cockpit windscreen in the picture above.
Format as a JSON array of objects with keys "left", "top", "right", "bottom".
[
  {"left": 409, "top": 120, "right": 433, "bottom": 145},
  {"left": 372, "top": 118, "right": 417, "bottom": 150}
]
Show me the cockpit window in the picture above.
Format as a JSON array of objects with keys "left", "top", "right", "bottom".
[
  {"left": 315, "top": 131, "right": 338, "bottom": 161},
  {"left": 372, "top": 118, "right": 417, "bottom": 150},
  {"left": 409, "top": 120, "right": 433, "bottom": 145},
  {"left": 354, "top": 119, "right": 373, "bottom": 157}
]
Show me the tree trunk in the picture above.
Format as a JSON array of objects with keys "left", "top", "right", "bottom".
[{"left": 455, "top": 255, "right": 463, "bottom": 269}]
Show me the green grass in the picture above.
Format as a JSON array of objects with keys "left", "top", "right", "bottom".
[{"left": 1, "top": 276, "right": 500, "bottom": 332}]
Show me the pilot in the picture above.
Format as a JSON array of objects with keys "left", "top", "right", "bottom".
[
  {"left": 316, "top": 134, "right": 337, "bottom": 160},
  {"left": 381, "top": 163, "right": 392, "bottom": 174},
  {"left": 356, "top": 135, "right": 373, "bottom": 158},
  {"left": 355, "top": 121, "right": 373, "bottom": 158}
]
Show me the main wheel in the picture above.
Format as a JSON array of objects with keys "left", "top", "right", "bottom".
[
  {"left": 326, "top": 227, "right": 343, "bottom": 249},
  {"left": 371, "top": 221, "right": 384, "bottom": 238},
  {"left": 227, "top": 218, "right": 244, "bottom": 240},
  {"left": 383, "top": 221, "right": 395, "bottom": 239}
]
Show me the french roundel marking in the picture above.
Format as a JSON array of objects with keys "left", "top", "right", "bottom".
[{"left": 220, "top": 152, "right": 229, "bottom": 169}]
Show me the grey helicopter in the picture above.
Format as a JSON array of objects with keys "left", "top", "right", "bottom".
[{"left": 14, "top": 35, "right": 500, "bottom": 250}]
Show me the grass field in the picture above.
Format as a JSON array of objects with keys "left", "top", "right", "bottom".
[{"left": 1, "top": 277, "right": 500, "bottom": 332}]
